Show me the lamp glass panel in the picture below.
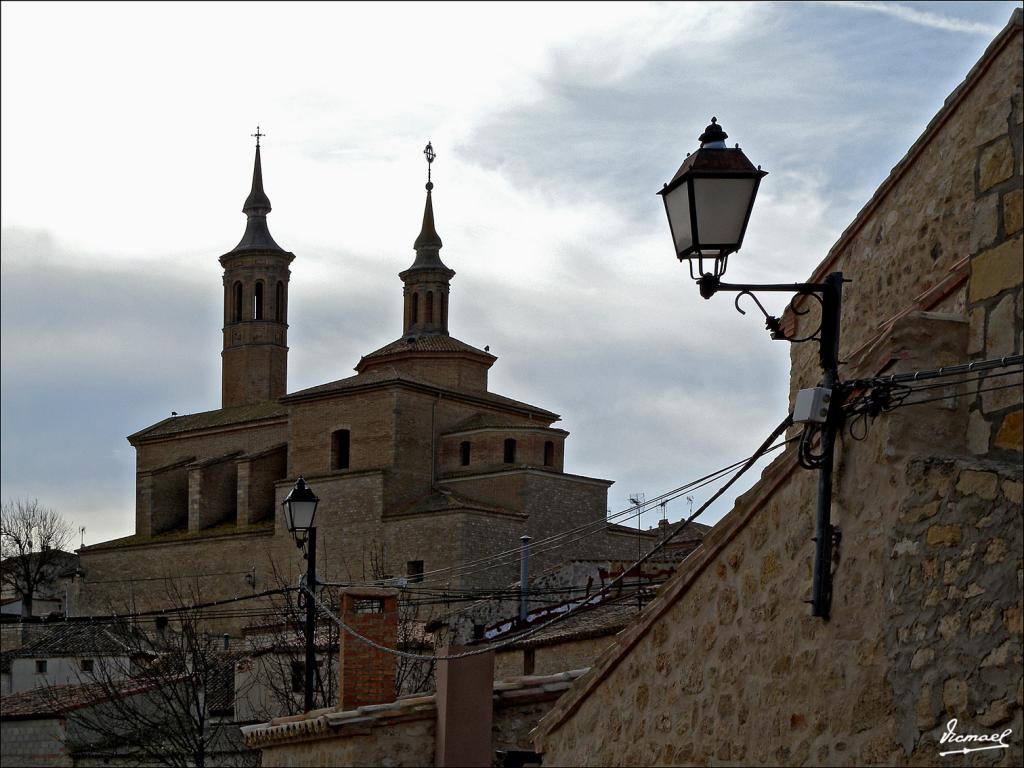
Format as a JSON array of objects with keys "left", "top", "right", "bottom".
[
  {"left": 663, "top": 180, "right": 693, "bottom": 256},
  {"left": 692, "top": 177, "right": 756, "bottom": 253},
  {"left": 288, "top": 500, "right": 317, "bottom": 530}
]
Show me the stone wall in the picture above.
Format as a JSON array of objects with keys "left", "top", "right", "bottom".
[
  {"left": 535, "top": 13, "right": 1022, "bottom": 767},
  {"left": 537, "top": 429, "right": 1022, "bottom": 764},
  {"left": 787, "top": 17, "right": 1023, "bottom": 414}
]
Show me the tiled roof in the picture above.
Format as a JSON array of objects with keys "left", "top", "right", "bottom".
[
  {"left": 0, "top": 678, "right": 157, "bottom": 718},
  {"left": 129, "top": 401, "right": 288, "bottom": 442},
  {"left": 81, "top": 520, "right": 275, "bottom": 552},
  {"left": 283, "top": 367, "right": 559, "bottom": 420},
  {"left": 241, "top": 668, "right": 588, "bottom": 748},
  {"left": 443, "top": 412, "right": 567, "bottom": 435},
  {"left": 7, "top": 623, "right": 136, "bottom": 659},
  {"left": 500, "top": 603, "right": 637, "bottom": 651},
  {"left": 359, "top": 333, "right": 495, "bottom": 362}
]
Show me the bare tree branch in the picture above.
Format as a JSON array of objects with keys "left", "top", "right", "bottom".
[{"left": 1, "top": 498, "right": 75, "bottom": 617}]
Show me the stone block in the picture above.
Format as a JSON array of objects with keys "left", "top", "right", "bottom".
[
  {"left": 985, "top": 293, "right": 1019, "bottom": 358},
  {"left": 978, "top": 137, "right": 1013, "bottom": 191},
  {"left": 981, "top": 373, "right": 1024, "bottom": 414},
  {"left": 1004, "top": 188, "right": 1023, "bottom": 235},
  {"left": 926, "top": 525, "right": 962, "bottom": 548},
  {"left": 967, "top": 411, "right": 991, "bottom": 455},
  {"left": 1004, "top": 605, "right": 1023, "bottom": 635},
  {"left": 1002, "top": 479, "right": 1022, "bottom": 504},
  {"left": 942, "top": 677, "right": 968, "bottom": 715},
  {"left": 994, "top": 409, "right": 1023, "bottom": 451},
  {"left": 980, "top": 639, "right": 1013, "bottom": 667},
  {"left": 970, "top": 193, "right": 1000, "bottom": 253},
  {"left": 977, "top": 698, "right": 1013, "bottom": 727},
  {"left": 969, "top": 236, "right": 1024, "bottom": 303},
  {"left": 911, "top": 647, "right": 934, "bottom": 671},
  {"left": 967, "top": 308, "right": 985, "bottom": 355},
  {"left": 956, "top": 469, "right": 999, "bottom": 500}
]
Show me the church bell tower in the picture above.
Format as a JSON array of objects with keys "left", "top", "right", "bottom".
[
  {"left": 399, "top": 142, "right": 455, "bottom": 336},
  {"left": 220, "top": 129, "right": 294, "bottom": 408}
]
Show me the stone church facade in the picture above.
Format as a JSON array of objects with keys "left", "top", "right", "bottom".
[{"left": 76, "top": 142, "right": 649, "bottom": 622}]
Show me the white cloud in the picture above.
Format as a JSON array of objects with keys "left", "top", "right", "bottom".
[{"left": 830, "top": 1, "right": 1003, "bottom": 35}]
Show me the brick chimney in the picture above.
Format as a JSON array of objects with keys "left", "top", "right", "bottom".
[{"left": 338, "top": 588, "right": 398, "bottom": 710}]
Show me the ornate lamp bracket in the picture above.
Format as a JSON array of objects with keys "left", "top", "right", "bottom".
[{"left": 698, "top": 271, "right": 846, "bottom": 619}]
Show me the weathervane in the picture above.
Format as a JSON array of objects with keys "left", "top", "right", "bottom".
[
  {"left": 423, "top": 141, "right": 435, "bottom": 189},
  {"left": 252, "top": 125, "right": 265, "bottom": 149}
]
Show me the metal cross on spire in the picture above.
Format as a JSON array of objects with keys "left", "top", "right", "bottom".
[
  {"left": 423, "top": 141, "right": 436, "bottom": 189},
  {"left": 251, "top": 125, "right": 266, "bottom": 148}
]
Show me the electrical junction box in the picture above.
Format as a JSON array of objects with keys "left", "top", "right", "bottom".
[{"left": 794, "top": 387, "right": 832, "bottom": 424}]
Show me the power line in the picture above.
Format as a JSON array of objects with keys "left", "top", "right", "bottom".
[
  {"left": 301, "top": 414, "right": 795, "bottom": 662},
  {"left": 326, "top": 437, "right": 794, "bottom": 590}
]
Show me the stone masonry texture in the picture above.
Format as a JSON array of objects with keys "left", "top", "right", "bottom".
[{"left": 536, "top": 13, "right": 1023, "bottom": 767}]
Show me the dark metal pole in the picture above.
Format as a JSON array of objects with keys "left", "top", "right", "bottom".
[
  {"left": 810, "top": 272, "right": 843, "bottom": 618},
  {"left": 304, "top": 527, "right": 317, "bottom": 712},
  {"left": 519, "top": 535, "right": 531, "bottom": 622}
]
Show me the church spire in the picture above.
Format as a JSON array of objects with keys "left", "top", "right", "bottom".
[
  {"left": 230, "top": 126, "right": 284, "bottom": 253},
  {"left": 409, "top": 141, "right": 448, "bottom": 268},
  {"left": 400, "top": 142, "right": 455, "bottom": 335},
  {"left": 243, "top": 126, "right": 272, "bottom": 216},
  {"left": 219, "top": 128, "right": 294, "bottom": 408}
]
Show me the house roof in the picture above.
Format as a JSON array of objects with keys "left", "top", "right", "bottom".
[
  {"left": 6, "top": 623, "right": 137, "bottom": 659},
  {"left": 128, "top": 401, "right": 288, "bottom": 442},
  {"left": 0, "top": 678, "right": 158, "bottom": 719},
  {"left": 442, "top": 412, "right": 569, "bottom": 436},
  {"left": 359, "top": 333, "right": 495, "bottom": 362},
  {"left": 240, "top": 668, "right": 589, "bottom": 749},
  {"left": 282, "top": 366, "right": 559, "bottom": 421},
  {"left": 499, "top": 603, "right": 639, "bottom": 651}
]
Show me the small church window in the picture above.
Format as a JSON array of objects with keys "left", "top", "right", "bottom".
[
  {"left": 411, "top": 292, "right": 419, "bottom": 324},
  {"left": 407, "top": 560, "right": 424, "bottom": 583},
  {"left": 460, "top": 441, "right": 471, "bottom": 466},
  {"left": 80, "top": 659, "right": 94, "bottom": 673},
  {"left": 290, "top": 661, "right": 304, "bottom": 694},
  {"left": 275, "top": 281, "right": 284, "bottom": 322},
  {"left": 254, "top": 281, "right": 264, "bottom": 320},
  {"left": 426, "top": 291, "right": 434, "bottom": 325},
  {"left": 35, "top": 660, "right": 47, "bottom": 674},
  {"left": 544, "top": 441, "right": 555, "bottom": 467},
  {"left": 504, "top": 438, "right": 517, "bottom": 464},
  {"left": 332, "top": 429, "right": 351, "bottom": 471},
  {"left": 233, "top": 282, "right": 243, "bottom": 322}
]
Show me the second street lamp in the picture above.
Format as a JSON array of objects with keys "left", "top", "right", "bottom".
[
  {"left": 282, "top": 477, "right": 320, "bottom": 712},
  {"left": 660, "top": 118, "right": 846, "bottom": 620}
]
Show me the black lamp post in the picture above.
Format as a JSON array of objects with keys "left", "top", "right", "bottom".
[
  {"left": 282, "top": 476, "right": 320, "bottom": 711},
  {"left": 659, "top": 118, "right": 845, "bottom": 619}
]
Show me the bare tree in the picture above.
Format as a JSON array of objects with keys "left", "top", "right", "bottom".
[
  {"left": 235, "top": 558, "right": 339, "bottom": 721},
  {"left": 0, "top": 498, "right": 74, "bottom": 617},
  {"left": 41, "top": 582, "right": 257, "bottom": 768}
]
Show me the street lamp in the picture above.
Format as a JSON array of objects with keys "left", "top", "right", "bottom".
[
  {"left": 282, "top": 477, "right": 319, "bottom": 711},
  {"left": 659, "top": 118, "right": 846, "bottom": 620}
]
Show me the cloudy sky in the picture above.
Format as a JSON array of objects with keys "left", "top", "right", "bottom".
[{"left": 1, "top": 1, "right": 1019, "bottom": 547}]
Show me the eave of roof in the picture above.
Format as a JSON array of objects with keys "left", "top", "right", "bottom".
[
  {"left": 128, "top": 401, "right": 288, "bottom": 443},
  {"left": 282, "top": 367, "right": 559, "bottom": 421}
]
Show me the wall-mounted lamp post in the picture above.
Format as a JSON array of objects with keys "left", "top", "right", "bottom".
[
  {"left": 659, "top": 118, "right": 845, "bottom": 619},
  {"left": 282, "top": 476, "right": 320, "bottom": 711}
]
